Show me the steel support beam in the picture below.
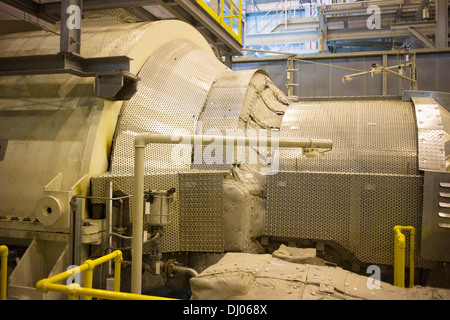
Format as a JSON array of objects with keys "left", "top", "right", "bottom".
[
  {"left": 0, "top": 1, "right": 57, "bottom": 31},
  {"left": 0, "top": 53, "right": 140, "bottom": 100},
  {"left": 0, "top": 53, "right": 131, "bottom": 76},
  {"left": 42, "top": 0, "right": 160, "bottom": 14},
  {"left": 60, "top": 0, "right": 82, "bottom": 54},
  {"left": 70, "top": 197, "right": 83, "bottom": 267},
  {"left": 408, "top": 26, "right": 436, "bottom": 48},
  {"left": 436, "top": 0, "right": 449, "bottom": 48},
  {"left": 0, "top": 0, "right": 57, "bottom": 23}
]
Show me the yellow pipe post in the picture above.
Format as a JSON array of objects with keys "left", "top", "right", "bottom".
[
  {"left": 83, "top": 260, "right": 95, "bottom": 300},
  {"left": 393, "top": 226, "right": 415, "bottom": 288},
  {"left": 221, "top": 0, "right": 224, "bottom": 24},
  {"left": 230, "top": 0, "right": 233, "bottom": 30},
  {"left": 0, "top": 245, "right": 8, "bottom": 300},
  {"left": 114, "top": 253, "right": 123, "bottom": 292}
]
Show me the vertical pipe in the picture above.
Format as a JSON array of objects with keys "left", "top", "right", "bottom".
[
  {"left": 106, "top": 181, "right": 113, "bottom": 275},
  {"left": 131, "top": 145, "right": 145, "bottom": 294},
  {"left": 83, "top": 260, "right": 94, "bottom": 300},
  {"left": 70, "top": 197, "right": 83, "bottom": 266},
  {"left": 409, "top": 228, "right": 415, "bottom": 288},
  {"left": 393, "top": 226, "right": 415, "bottom": 288},
  {"left": 394, "top": 230, "right": 406, "bottom": 287},
  {"left": 436, "top": 0, "right": 448, "bottom": 48},
  {"left": 382, "top": 54, "right": 387, "bottom": 96},
  {"left": 0, "top": 245, "right": 8, "bottom": 300},
  {"left": 114, "top": 254, "right": 122, "bottom": 292},
  {"left": 412, "top": 53, "right": 417, "bottom": 90}
]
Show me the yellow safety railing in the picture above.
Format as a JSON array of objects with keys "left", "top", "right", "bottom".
[
  {"left": 393, "top": 226, "right": 415, "bottom": 288},
  {"left": 36, "top": 250, "right": 175, "bottom": 300},
  {"left": 0, "top": 245, "right": 8, "bottom": 300},
  {"left": 196, "top": 0, "right": 242, "bottom": 43}
]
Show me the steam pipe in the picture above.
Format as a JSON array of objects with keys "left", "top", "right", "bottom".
[
  {"left": 131, "top": 133, "right": 333, "bottom": 294},
  {"left": 172, "top": 265, "right": 199, "bottom": 278}
]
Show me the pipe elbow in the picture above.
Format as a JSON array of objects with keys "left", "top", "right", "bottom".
[
  {"left": 134, "top": 133, "right": 151, "bottom": 148},
  {"left": 114, "top": 250, "right": 123, "bottom": 262},
  {"left": 173, "top": 266, "right": 199, "bottom": 278},
  {"left": 84, "top": 259, "right": 95, "bottom": 270},
  {"left": 36, "top": 279, "right": 48, "bottom": 293},
  {"left": 0, "top": 245, "right": 7, "bottom": 257}
]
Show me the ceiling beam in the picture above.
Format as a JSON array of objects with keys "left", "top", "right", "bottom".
[
  {"left": 0, "top": 0, "right": 58, "bottom": 23},
  {"left": 42, "top": 0, "right": 160, "bottom": 15}
]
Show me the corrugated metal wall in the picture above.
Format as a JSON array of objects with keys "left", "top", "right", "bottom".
[{"left": 232, "top": 51, "right": 450, "bottom": 97}]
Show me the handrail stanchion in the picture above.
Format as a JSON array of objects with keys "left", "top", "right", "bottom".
[
  {"left": 0, "top": 245, "right": 8, "bottom": 300},
  {"left": 393, "top": 226, "right": 415, "bottom": 288}
]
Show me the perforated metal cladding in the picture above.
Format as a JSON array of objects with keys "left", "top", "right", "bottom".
[
  {"left": 192, "top": 69, "right": 288, "bottom": 173},
  {"left": 277, "top": 99, "right": 419, "bottom": 174},
  {"left": 110, "top": 39, "right": 228, "bottom": 175},
  {"left": 104, "top": 39, "right": 228, "bottom": 252},
  {"left": 193, "top": 70, "right": 258, "bottom": 170},
  {"left": 178, "top": 171, "right": 226, "bottom": 252},
  {"left": 266, "top": 99, "right": 433, "bottom": 267}
]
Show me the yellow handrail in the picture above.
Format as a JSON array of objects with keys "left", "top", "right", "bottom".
[
  {"left": 393, "top": 226, "right": 415, "bottom": 288},
  {"left": 0, "top": 245, "right": 8, "bottom": 300},
  {"left": 196, "top": 0, "right": 242, "bottom": 43},
  {"left": 36, "top": 250, "right": 175, "bottom": 300}
]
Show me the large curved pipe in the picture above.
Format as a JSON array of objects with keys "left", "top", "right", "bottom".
[{"left": 131, "top": 133, "right": 333, "bottom": 294}]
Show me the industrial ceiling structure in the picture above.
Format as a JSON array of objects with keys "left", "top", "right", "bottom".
[
  {"left": 0, "top": 0, "right": 243, "bottom": 58},
  {"left": 244, "top": 0, "right": 448, "bottom": 55}
]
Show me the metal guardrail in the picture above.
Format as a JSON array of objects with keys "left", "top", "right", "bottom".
[
  {"left": 0, "top": 245, "right": 8, "bottom": 300},
  {"left": 393, "top": 225, "right": 415, "bottom": 288},
  {"left": 36, "top": 250, "right": 176, "bottom": 300},
  {"left": 196, "top": 0, "right": 242, "bottom": 43}
]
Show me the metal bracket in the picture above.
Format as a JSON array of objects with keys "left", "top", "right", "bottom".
[
  {"left": 0, "top": 53, "right": 140, "bottom": 101},
  {"left": 95, "top": 70, "right": 140, "bottom": 101}
]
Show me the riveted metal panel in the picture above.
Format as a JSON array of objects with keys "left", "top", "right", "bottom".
[{"left": 412, "top": 97, "right": 447, "bottom": 171}]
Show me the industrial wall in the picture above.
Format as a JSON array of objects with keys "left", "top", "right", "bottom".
[{"left": 232, "top": 50, "right": 450, "bottom": 97}]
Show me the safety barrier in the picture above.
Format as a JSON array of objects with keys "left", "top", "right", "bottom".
[
  {"left": 36, "top": 250, "right": 175, "bottom": 300},
  {"left": 196, "top": 0, "right": 242, "bottom": 43},
  {"left": 0, "top": 245, "right": 7, "bottom": 300},
  {"left": 393, "top": 226, "right": 415, "bottom": 288}
]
